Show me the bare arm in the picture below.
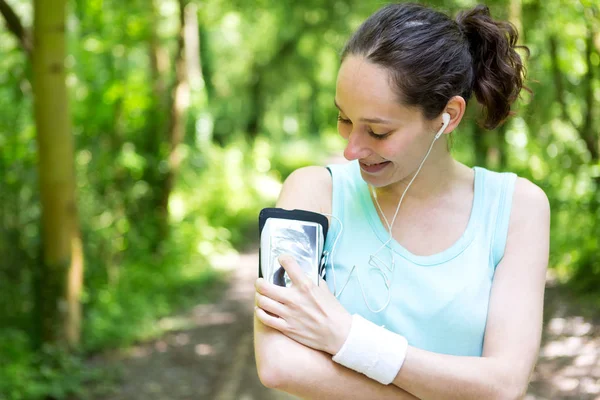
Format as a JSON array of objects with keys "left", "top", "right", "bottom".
[
  {"left": 255, "top": 315, "right": 418, "bottom": 399},
  {"left": 254, "top": 166, "right": 418, "bottom": 399},
  {"left": 389, "top": 178, "right": 550, "bottom": 399}
]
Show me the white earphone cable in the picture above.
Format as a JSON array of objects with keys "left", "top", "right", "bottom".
[{"left": 321, "top": 115, "right": 449, "bottom": 313}]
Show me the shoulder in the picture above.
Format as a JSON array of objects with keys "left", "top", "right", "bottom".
[
  {"left": 276, "top": 166, "right": 332, "bottom": 215},
  {"left": 502, "top": 176, "right": 550, "bottom": 270},
  {"left": 281, "top": 166, "right": 332, "bottom": 196},
  {"left": 509, "top": 176, "right": 550, "bottom": 230}
]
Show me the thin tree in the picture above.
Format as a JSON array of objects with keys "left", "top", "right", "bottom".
[
  {"left": 157, "top": 0, "right": 192, "bottom": 241},
  {"left": 32, "top": 0, "right": 83, "bottom": 347}
]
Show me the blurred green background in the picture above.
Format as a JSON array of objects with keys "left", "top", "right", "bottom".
[{"left": 0, "top": 0, "right": 598, "bottom": 398}]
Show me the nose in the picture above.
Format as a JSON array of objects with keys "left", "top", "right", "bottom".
[{"left": 343, "top": 130, "right": 371, "bottom": 161}]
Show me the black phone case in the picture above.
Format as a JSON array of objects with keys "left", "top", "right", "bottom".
[{"left": 258, "top": 207, "right": 329, "bottom": 281}]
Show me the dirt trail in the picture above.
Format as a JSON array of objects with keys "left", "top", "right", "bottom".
[
  {"left": 91, "top": 251, "right": 297, "bottom": 400},
  {"left": 90, "top": 248, "right": 600, "bottom": 400},
  {"left": 528, "top": 282, "right": 600, "bottom": 399}
]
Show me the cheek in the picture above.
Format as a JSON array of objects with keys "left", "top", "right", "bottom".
[
  {"left": 379, "top": 133, "right": 421, "bottom": 161},
  {"left": 379, "top": 137, "right": 406, "bottom": 158}
]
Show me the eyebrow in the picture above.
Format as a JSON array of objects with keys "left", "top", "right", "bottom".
[{"left": 334, "top": 99, "right": 392, "bottom": 124}]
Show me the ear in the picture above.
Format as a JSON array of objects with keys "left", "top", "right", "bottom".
[{"left": 441, "top": 96, "right": 467, "bottom": 135}]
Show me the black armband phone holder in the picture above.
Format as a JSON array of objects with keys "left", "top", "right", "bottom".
[{"left": 258, "top": 208, "right": 329, "bottom": 287}]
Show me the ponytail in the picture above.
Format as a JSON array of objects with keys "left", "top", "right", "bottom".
[{"left": 456, "top": 5, "right": 529, "bottom": 129}]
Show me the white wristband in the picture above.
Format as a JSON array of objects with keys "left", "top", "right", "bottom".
[{"left": 332, "top": 314, "right": 408, "bottom": 385}]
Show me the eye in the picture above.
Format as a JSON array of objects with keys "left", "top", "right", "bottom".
[
  {"left": 337, "top": 114, "right": 391, "bottom": 139},
  {"left": 367, "top": 128, "right": 392, "bottom": 140},
  {"left": 337, "top": 115, "right": 351, "bottom": 124}
]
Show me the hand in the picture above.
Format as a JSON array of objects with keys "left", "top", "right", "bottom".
[{"left": 254, "top": 254, "right": 352, "bottom": 355}]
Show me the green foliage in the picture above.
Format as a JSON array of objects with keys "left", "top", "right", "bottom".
[
  {"left": 0, "top": 330, "right": 118, "bottom": 400},
  {"left": 82, "top": 247, "right": 226, "bottom": 352},
  {"left": 0, "top": 0, "right": 598, "bottom": 397}
]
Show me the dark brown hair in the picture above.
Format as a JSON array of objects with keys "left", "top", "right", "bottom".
[{"left": 342, "top": 3, "right": 529, "bottom": 130}]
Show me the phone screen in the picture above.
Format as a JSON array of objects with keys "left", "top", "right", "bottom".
[{"left": 261, "top": 218, "right": 322, "bottom": 287}]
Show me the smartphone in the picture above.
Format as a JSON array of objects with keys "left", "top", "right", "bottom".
[{"left": 258, "top": 208, "right": 328, "bottom": 287}]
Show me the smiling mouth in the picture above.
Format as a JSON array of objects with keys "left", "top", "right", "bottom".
[
  {"left": 361, "top": 161, "right": 387, "bottom": 166},
  {"left": 359, "top": 160, "right": 391, "bottom": 173}
]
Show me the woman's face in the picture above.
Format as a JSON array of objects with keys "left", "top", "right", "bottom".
[{"left": 335, "top": 55, "right": 438, "bottom": 188}]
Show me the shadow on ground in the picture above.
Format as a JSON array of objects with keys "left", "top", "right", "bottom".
[{"left": 90, "top": 251, "right": 600, "bottom": 400}]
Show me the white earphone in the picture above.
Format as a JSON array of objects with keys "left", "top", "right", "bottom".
[{"left": 435, "top": 112, "right": 451, "bottom": 140}]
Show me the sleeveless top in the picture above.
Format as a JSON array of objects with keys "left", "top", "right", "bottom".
[{"left": 323, "top": 160, "right": 517, "bottom": 357}]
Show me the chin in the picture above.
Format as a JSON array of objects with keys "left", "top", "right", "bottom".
[{"left": 359, "top": 170, "right": 389, "bottom": 188}]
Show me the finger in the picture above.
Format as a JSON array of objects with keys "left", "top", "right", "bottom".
[
  {"left": 255, "top": 278, "right": 288, "bottom": 304},
  {"left": 255, "top": 306, "right": 287, "bottom": 332},
  {"left": 278, "top": 254, "right": 311, "bottom": 288},
  {"left": 318, "top": 276, "right": 330, "bottom": 291},
  {"left": 255, "top": 292, "right": 287, "bottom": 318}
]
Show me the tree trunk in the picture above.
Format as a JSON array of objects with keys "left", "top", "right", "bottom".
[
  {"left": 144, "top": 0, "right": 168, "bottom": 240},
  {"left": 158, "top": 0, "right": 191, "bottom": 240},
  {"left": 492, "top": 0, "right": 523, "bottom": 170},
  {"left": 580, "top": 21, "right": 598, "bottom": 162},
  {"left": 246, "top": 69, "right": 263, "bottom": 140},
  {"left": 581, "top": 17, "right": 600, "bottom": 214},
  {"left": 184, "top": 3, "right": 202, "bottom": 90},
  {"left": 509, "top": 0, "right": 523, "bottom": 42},
  {"left": 32, "top": 0, "right": 83, "bottom": 347}
]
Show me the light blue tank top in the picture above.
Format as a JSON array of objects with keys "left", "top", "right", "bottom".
[{"left": 323, "top": 160, "right": 517, "bottom": 357}]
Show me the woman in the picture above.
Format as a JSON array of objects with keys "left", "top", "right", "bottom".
[{"left": 254, "top": 3, "right": 550, "bottom": 399}]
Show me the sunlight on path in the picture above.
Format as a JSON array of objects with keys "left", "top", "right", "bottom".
[{"left": 526, "top": 291, "right": 600, "bottom": 400}]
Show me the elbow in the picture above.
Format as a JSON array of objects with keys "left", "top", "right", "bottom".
[
  {"left": 484, "top": 359, "right": 531, "bottom": 400},
  {"left": 506, "top": 382, "right": 529, "bottom": 400},
  {"left": 256, "top": 359, "right": 284, "bottom": 389},
  {"left": 254, "top": 335, "right": 294, "bottom": 390},
  {"left": 254, "top": 317, "right": 317, "bottom": 391},
  {"left": 494, "top": 386, "right": 527, "bottom": 400},
  {"left": 254, "top": 319, "right": 293, "bottom": 390},
  {"left": 492, "top": 374, "right": 529, "bottom": 400}
]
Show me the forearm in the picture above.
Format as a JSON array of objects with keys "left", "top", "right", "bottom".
[
  {"left": 392, "top": 346, "right": 528, "bottom": 400},
  {"left": 254, "top": 316, "right": 418, "bottom": 400}
]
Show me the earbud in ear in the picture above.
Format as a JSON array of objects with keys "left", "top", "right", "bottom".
[
  {"left": 435, "top": 113, "right": 451, "bottom": 140},
  {"left": 442, "top": 113, "right": 450, "bottom": 125}
]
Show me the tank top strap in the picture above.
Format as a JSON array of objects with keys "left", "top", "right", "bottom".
[
  {"left": 327, "top": 160, "right": 364, "bottom": 203},
  {"left": 474, "top": 167, "right": 518, "bottom": 269}
]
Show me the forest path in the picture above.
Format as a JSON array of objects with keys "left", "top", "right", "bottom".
[{"left": 90, "top": 248, "right": 600, "bottom": 399}]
